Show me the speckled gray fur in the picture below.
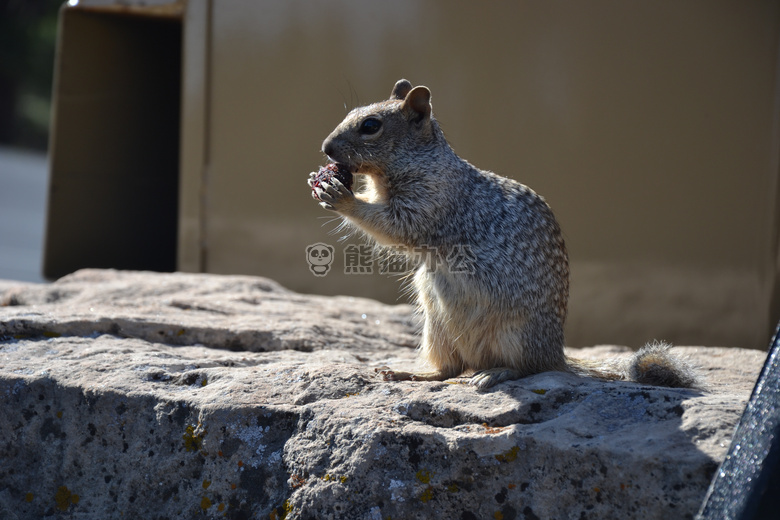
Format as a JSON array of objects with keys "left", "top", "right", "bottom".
[{"left": 311, "top": 79, "right": 699, "bottom": 390}]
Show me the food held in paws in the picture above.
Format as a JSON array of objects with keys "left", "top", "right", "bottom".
[{"left": 311, "top": 163, "right": 353, "bottom": 198}]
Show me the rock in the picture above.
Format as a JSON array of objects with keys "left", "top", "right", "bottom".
[{"left": 0, "top": 269, "right": 766, "bottom": 520}]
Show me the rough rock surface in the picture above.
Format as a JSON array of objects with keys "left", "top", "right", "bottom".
[{"left": 0, "top": 269, "right": 767, "bottom": 520}]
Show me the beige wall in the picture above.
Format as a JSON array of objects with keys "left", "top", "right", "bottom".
[
  {"left": 50, "top": 0, "right": 780, "bottom": 349},
  {"left": 179, "top": 0, "right": 779, "bottom": 349}
]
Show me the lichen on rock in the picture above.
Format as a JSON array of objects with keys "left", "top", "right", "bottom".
[{"left": 0, "top": 269, "right": 766, "bottom": 519}]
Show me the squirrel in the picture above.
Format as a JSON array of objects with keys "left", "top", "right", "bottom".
[{"left": 309, "top": 79, "right": 700, "bottom": 390}]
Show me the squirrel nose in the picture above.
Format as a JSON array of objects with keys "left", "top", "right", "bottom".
[{"left": 322, "top": 138, "right": 334, "bottom": 158}]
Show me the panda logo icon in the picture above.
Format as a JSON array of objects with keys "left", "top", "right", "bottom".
[{"left": 306, "top": 243, "right": 335, "bottom": 276}]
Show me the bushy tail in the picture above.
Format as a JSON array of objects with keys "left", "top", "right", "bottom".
[{"left": 567, "top": 341, "right": 702, "bottom": 389}]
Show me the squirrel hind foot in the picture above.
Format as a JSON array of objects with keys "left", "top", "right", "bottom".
[
  {"left": 628, "top": 341, "right": 701, "bottom": 389},
  {"left": 470, "top": 368, "right": 523, "bottom": 390}
]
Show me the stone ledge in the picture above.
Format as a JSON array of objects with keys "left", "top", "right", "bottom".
[{"left": 0, "top": 269, "right": 767, "bottom": 519}]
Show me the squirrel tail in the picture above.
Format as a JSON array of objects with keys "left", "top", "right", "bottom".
[{"left": 566, "top": 340, "right": 702, "bottom": 389}]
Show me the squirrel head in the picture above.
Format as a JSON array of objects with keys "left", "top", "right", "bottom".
[{"left": 321, "top": 79, "right": 439, "bottom": 176}]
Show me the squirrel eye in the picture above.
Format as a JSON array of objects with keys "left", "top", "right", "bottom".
[{"left": 359, "top": 118, "right": 382, "bottom": 135}]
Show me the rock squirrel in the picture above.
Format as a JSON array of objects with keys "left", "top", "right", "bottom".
[{"left": 309, "top": 79, "right": 700, "bottom": 390}]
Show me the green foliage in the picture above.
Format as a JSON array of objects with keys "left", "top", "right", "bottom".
[{"left": 0, "top": 0, "right": 62, "bottom": 149}]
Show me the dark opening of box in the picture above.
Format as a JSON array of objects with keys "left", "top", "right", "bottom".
[{"left": 44, "top": 9, "right": 182, "bottom": 280}]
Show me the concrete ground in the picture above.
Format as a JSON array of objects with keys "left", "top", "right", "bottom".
[{"left": 0, "top": 146, "right": 48, "bottom": 283}]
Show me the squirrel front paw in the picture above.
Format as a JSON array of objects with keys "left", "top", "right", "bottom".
[{"left": 308, "top": 172, "right": 355, "bottom": 212}]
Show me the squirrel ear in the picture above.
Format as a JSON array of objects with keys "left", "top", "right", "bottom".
[
  {"left": 390, "top": 79, "right": 413, "bottom": 100},
  {"left": 402, "top": 86, "right": 431, "bottom": 123}
]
